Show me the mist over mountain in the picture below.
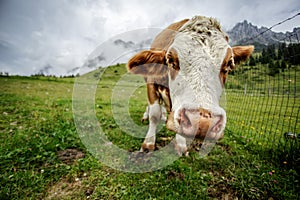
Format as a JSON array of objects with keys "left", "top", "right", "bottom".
[{"left": 227, "top": 20, "right": 300, "bottom": 50}]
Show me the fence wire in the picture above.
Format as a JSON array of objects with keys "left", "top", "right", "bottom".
[{"left": 225, "top": 14, "right": 300, "bottom": 167}]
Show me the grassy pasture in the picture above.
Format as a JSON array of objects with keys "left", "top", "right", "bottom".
[
  {"left": 225, "top": 64, "right": 300, "bottom": 166},
  {"left": 0, "top": 64, "right": 299, "bottom": 199}
]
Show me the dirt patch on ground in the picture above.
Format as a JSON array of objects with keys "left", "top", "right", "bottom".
[
  {"left": 57, "top": 148, "right": 85, "bottom": 164},
  {"left": 207, "top": 170, "right": 239, "bottom": 200},
  {"left": 207, "top": 184, "right": 238, "bottom": 200},
  {"left": 45, "top": 176, "right": 94, "bottom": 200},
  {"left": 45, "top": 149, "right": 89, "bottom": 199},
  {"left": 166, "top": 170, "right": 185, "bottom": 181},
  {"left": 45, "top": 177, "right": 83, "bottom": 200}
]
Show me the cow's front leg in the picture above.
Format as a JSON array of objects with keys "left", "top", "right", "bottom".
[
  {"left": 141, "top": 105, "right": 149, "bottom": 122},
  {"left": 141, "top": 104, "right": 166, "bottom": 123},
  {"left": 141, "top": 101, "right": 161, "bottom": 152},
  {"left": 175, "top": 134, "right": 189, "bottom": 156},
  {"left": 160, "top": 105, "right": 167, "bottom": 122}
]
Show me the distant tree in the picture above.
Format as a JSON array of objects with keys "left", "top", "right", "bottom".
[
  {"left": 257, "top": 54, "right": 261, "bottom": 63},
  {"left": 266, "top": 44, "right": 276, "bottom": 60},
  {"left": 93, "top": 72, "right": 101, "bottom": 79},
  {"left": 261, "top": 48, "right": 268, "bottom": 64},
  {"left": 289, "top": 43, "right": 300, "bottom": 65},
  {"left": 261, "top": 46, "right": 274, "bottom": 64},
  {"left": 275, "top": 60, "right": 281, "bottom": 71},
  {"left": 268, "top": 61, "right": 279, "bottom": 76},
  {"left": 280, "top": 60, "right": 287, "bottom": 71},
  {"left": 296, "top": 44, "right": 300, "bottom": 65},
  {"left": 277, "top": 43, "right": 286, "bottom": 60},
  {"left": 249, "top": 55, "right": 256, "bottom": 66},
  {"left": 261, "top": 44, "right": 280, "bottom": 64}
]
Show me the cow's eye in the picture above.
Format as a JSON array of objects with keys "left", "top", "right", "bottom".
[
  {"left": 167, "top": 57, "right": 173, "bottom": 64},
  {"left": 168, "top": 63, "right": 174, "bottom": 68},
  {"left": 166, "top": 48, "right": 180, "bottom": 70}
]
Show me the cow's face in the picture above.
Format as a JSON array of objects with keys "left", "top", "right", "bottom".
[{"left": 127, "top": 17, "right": 253, "bottom": 140}]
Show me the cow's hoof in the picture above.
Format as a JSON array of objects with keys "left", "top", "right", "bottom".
[
  {"left": 141, "top": 143, "right": 155, "bottom": 152},
  {"left": 141, "top": 117, "right": 148, "bottom": 123}
]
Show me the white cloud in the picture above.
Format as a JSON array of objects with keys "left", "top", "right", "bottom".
[{"left": 0, "top": 0, "right": 299, "bottom": 75}]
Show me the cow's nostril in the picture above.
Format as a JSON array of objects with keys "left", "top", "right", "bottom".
[
  {"left": 213, "top": 124, "right": 221, "bottom": 132},
  {"left": 178, "top": 109, "right": 192, "bottom": 127},
  {"left": 212, "top": 115, "right": 223, "bottom": 133}
]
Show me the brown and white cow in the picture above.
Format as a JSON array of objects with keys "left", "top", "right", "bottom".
[{"left": 127, "top": 16, "right": 254, "bottom": 156}]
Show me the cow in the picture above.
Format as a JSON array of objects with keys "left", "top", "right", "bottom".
[{"left": 126, "top": 16, "right": 254, "bottom": 156}]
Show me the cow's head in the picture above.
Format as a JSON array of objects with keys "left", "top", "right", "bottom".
[{"left": 127, "top": 16, "right": 253, "bottom": 140}]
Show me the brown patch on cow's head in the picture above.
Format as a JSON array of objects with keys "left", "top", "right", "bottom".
[
  {"left": 196, "top": 108, "right": 213, "bottom": 139},
  {"left": 151, "top": 19, "right": 190, "bottom": 51},
  {"left": 166, "top": 47, "right": 180, "bottom": 80},
  {"left": 127, "top": 47, "right": 181, "bottom": 81},
  {"left": 220, "top": 48, "right": 234, "bottom": 85},
  {"left": 127, "top": 50, "right": 167, "bottom": 76},
  {"left": 219, "top": 45, "right": 254, "bottom": 85}
]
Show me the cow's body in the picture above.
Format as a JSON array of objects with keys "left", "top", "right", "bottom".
[{"left": 127, "top": 16, "right": 254, "bottom": 155}]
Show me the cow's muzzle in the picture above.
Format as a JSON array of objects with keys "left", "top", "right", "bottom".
[{"left": 167, "top": 108, "right": 225, "bottom": 140}]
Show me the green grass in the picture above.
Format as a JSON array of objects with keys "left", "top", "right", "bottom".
[{"left": 0, "top": 64, "right": 299, "bottom": 199}]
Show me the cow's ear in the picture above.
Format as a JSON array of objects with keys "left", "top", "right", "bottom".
[
  {"left": 127, "top": 50, "right": 167, "bottom": 76},
  {"left": 232, "top": 45, "right": 254, "bottom": 65}
]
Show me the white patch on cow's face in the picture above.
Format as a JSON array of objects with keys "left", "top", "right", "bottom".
[
  {"left": 167, "top": 25, "right": 229, "bottom": 139},
  {"left": 169, "top": 33, "right": 228, "bottom": 113}
]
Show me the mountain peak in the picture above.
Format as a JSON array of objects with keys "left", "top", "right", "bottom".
[
  {"left": 242, "top": 19, "right": 249, "bottom": 24},
  {"left": 227, "top": 20, "right": 299, "bottom": 49}
]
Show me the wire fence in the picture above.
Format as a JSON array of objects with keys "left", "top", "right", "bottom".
[{"left": 225, "top": 13, "right": 300, "bottom": 168}]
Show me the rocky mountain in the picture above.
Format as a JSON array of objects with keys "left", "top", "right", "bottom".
[{"left": 227, "top": 20, "right": 300, "bottom": 50}]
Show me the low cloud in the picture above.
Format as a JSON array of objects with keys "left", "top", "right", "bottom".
[
  {"left": 37, "top": 64, "right": 53, "bottom": 75},
  {"left": 114, "top": 39, "right": 135, "bottom": 49},
  {"left": 85, "top": 53, "right": 106, "bottom": 69}
]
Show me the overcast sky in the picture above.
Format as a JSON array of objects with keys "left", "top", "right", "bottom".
[{"left": 0, "top": 0, "right": 299, "bottom": 76}]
